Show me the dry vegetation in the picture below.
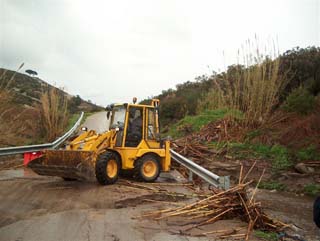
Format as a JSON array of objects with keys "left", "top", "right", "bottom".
[
  {"left": 0, "top": 65, "right": 34, "bottom": 146},
  {"left": 0, "top": 66, "right": 71, "bottom": 146},
  {"left": 39, "top": 86, "right": 69, "bottom": 142},
  {"left": 198, "top": 39, "right": 289, "bottom": 127}
]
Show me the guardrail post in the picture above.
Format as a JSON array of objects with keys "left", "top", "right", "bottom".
[{"left": 219, "top": 176, "right": 230, "bottom": 190}]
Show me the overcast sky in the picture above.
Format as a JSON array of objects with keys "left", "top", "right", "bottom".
[{"left": 0, "top": 0, "right": 319, "bottom": 105}]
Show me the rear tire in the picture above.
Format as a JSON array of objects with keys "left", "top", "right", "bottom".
[
  {"left": 95, "top": 152, "right": 120, "bottom": 185},
  {"left": 135, "top": 154, "right": 160, "bottom": 182}
]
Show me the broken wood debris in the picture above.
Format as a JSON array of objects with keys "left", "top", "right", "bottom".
[{"left": 138, "top": 168, "right": 289, "bottom": 240}]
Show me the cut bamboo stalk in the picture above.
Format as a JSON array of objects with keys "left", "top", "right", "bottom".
[
  {"left": 239, "top": 164, "right": 243, "bottom": 184},
  {"left": 242, "top": 160, "right": 257, "bottom": 183},
  {"left": 238, "top": 193, "right": 252, "bottom": 221},
  {"left": 155, "top": 204, "right": 210, "bottom": 220},
  {"left": 202, "top": 227, "right": 245, "bottom": 235},
  {"left": 249, "top": 168, "right": 265, "bottom": 205}
]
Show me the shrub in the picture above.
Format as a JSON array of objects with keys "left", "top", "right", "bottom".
[
  {"left": 283, "top": 87, "right": 316, "bottom": 115},
  {"left": 304, "top": 184, "right": 320, "bottom": 196}
]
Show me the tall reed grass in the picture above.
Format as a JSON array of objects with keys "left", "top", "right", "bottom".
[
  {"left": 198, "top": 38, "right": 289, "bottom": 127},
  {"left": 39, "top": 86, "right": 68, "bottom": 142}
]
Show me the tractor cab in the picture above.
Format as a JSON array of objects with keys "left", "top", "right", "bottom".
[{"left": 106, "top": 99, "right": 160, "bottom": 149}]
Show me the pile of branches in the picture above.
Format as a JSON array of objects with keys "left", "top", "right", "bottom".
[
  {"left": 194, "top": 119, "right": 232, "bottom": 142},
  {"left": 171, "top": 138, "right": 217, "bottom": 165},
  {"left": 139, "top": 170, "right": 289, "bottom": 240},
  {"left": 171, "top": 119, "right": 236, "bottom": 164}
]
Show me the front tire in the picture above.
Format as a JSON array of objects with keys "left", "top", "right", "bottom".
[
  {"left": 135, "top": 154, "right": 160, "bottom": 182},
  {"left": 95, "top": 152, "right": 120, "bottom": 185}
]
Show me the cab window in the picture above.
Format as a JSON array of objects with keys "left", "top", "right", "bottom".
[
  {"left": 125, "top": 107, "right": 143, "bottom": 147},
  {"left": 147, "top": 108, "right": 157, "bottom": 140}
]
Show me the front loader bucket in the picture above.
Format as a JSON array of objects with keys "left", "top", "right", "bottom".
[{"left": 28, "top": 150, "right": 96, "bottom": 181}]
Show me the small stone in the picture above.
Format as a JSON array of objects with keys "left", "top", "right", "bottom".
[{"left": 295, "top": 163, "right": 315, "bottom": 174}]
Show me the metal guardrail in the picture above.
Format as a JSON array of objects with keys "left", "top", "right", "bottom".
[
  {"left": 170, "top": 149, "right": 230, "bottom": 190},
  {"left": 0, "top": 112, "right": 84, "bottom": 156}
]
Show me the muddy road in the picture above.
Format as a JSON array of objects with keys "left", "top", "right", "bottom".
[
  {"left": 0, "top": 169, "right": 317, "bottom": 241},
  {"left": 82, "top": 111, "right": 110, "bottom": 134},
  {"left": 0, "top": 112, "right": 318, "bottom": 240},
  {"left": 0, "top": 170, "right": 206, "bottom": 241}
]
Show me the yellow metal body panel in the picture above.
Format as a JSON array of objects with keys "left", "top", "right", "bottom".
[{"left": 113, "top": 139, "right": 168, "bottom": 170}]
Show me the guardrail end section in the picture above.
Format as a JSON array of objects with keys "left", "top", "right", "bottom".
[
  {"left": 219, "top": 176, "right": 230, "bottom": 190},
  {"left": 24, "top": 151, "right": 43, "bottom": 166}
]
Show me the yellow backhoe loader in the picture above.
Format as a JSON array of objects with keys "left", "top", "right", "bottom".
[{"left": 28, "top": 99, "right": 171, "bottom": 185}]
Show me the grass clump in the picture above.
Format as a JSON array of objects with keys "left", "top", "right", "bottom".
[
  {"left": 303, "top": 184, "right": 320, "bottom": 196},
  {"left": 254, "top": 230, "right": 278, "bottom": 241},
  {"left": 270, "top": 145, "right": 292, "bottom": 171},
  {"left": 208, "top": 141, "right": 292, "bottom": 171},
  {"left": 258, "top": 181, "right": 286, "bottom": 191},
  {"left": 66, "top": 113, "right": 81, "bottom": 131},
  {"left": 296, "top": 145, "right": 320, "bottom": 161},
  {"left": 283, "top": 87, "right": 316, "bottom": 115},
  {"left": 167, "top": 109, "right": 231, "bottom": 138}
]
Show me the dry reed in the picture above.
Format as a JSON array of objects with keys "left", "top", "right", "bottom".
[
  {"left": 198, "top": 38, "right": 289, "bottom": 127},
  {"left": 39, "top": 85, "right": 68, "bottom": 141}
]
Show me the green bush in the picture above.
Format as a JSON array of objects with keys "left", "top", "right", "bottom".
[{"left": 283, "top": 88, "right": 316, "bottom": 115}]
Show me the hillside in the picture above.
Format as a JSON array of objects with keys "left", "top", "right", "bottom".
[
  {"left": 0, "top": 68, "right": 103, "bottom": 147},
  {"left": 144, "top": 46, "right": 320, "bottom": 196}
]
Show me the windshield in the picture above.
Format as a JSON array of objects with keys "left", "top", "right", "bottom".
[{"left": 110, "top": 105, "right": 126, "bottom": 129}]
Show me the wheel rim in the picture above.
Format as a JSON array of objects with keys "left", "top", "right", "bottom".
[
  {"left": 142, "top": 160, "right": 157, "bottom": 178},
  {"left": 106, "top": 159, "right": 117, "bottom": 178}
]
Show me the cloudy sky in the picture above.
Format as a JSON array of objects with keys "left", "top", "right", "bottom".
[{"left": 0, "top": 0, "right": 319, "bottom": 105}]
